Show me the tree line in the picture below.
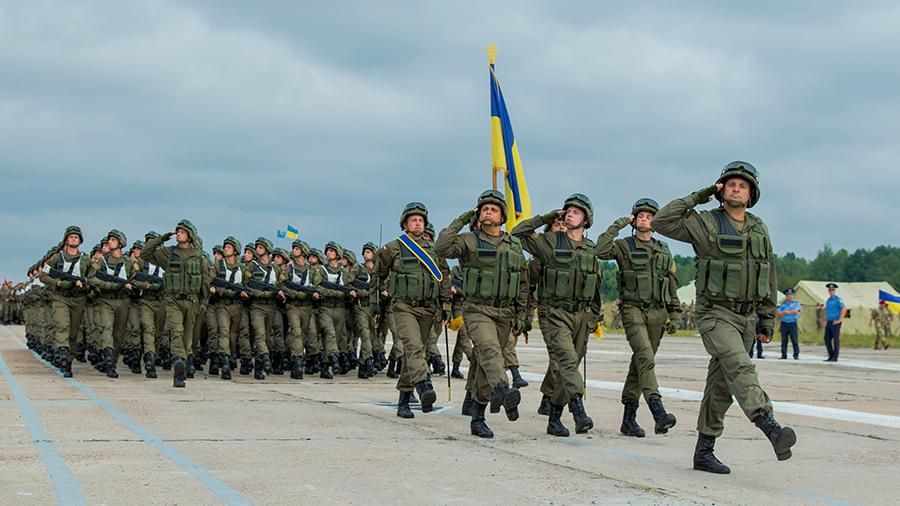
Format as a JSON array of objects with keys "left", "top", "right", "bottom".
[{"left": 600, "top": 244, "right": 900, "bottom": 300}]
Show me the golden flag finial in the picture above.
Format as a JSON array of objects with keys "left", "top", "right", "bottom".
[{"left": 486, "top": 42, "right": 497, "bottom": 64}]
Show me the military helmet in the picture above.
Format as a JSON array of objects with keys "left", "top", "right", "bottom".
[
  {"left": 91, "top": 243, "right": 102, "bottom": 255},
  {"left": 223, "top": 236, "right": 241, "bottom": 253},
  {"left": 563, "top": 193, "right": 594, "bottom": 228},
  {"left": 175, "top": 219, "right": 199, "bottom": 241},
  {"left": 63, "top": 225, "right": 84, "bottom": 245},
  {"left": 362, "top": 242, "right": 378, "bottom": 255},
  {"left": 291, "top": 239, "right": 310, "bottom": 255},
  {"left": 212, "top": 244, "right": 224, "bottom": 256},
  {"left": 343, "top": 250, "right": 358, "bottom": 265},
  {"left": 273, "top": 247, "right": 290, "bottom": 262},
  {"left": 107, "top": 229, "right": 127, "bottom": 249},
  {"left": 131, "top": 240, "right": 144, "bottom": 251},
  {"left": 243, "top": 240, "right": 255, "bottom": 253},
  {"left": 424, "top": 222, "right": 435, "bottom": 238},
  {"left": 476, "top": 189, "right": 508, "bottom": 222},
  {"left": 144, "top": 230, "right": 160, "bottom": 241},
  {"left": 399, "top": 201, "right": 429, "bottom": 229},
  {"left": 324, "top": 241, "right": 343, "bottom": 257},
  {"left": 631, "top": 198, "right": 660, "bottom": 217},
  {"left": 715, "top": 161, "right": 761, "bottom": 208},
  {"left": 308, "top": 248, "right": 325, "bottom": 263},
  {"left": 255, "top": 237, "right": 274, "bottom": 254}
]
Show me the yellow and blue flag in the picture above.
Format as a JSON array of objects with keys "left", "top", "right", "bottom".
[
  {"left": 491, "top": 59, "right": 532, "bottom": 231},
  {"left": 275, "top": 230, "right": 286, "bottom": 239},
  {"left": 879, "top": 289, "right": 900, "bottom": 315},
  {"left": 286, "top": 225, "right": 299, "bottom": 239}
]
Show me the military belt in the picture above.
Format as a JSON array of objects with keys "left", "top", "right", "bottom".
[
  {"left": 708, "top": 300, "right": 756, "bottom": 315},
  {"left": 394, "top": 298, "right": 434, "bottom": 308},
  {"left": 621, "top": 300, "right": 664, "bottom": 311},
  {"left": 543, "top": 300, "right": 591, "bottom": 312},
  {"left": 469, "top": 298, "right": 513, "bottom": 308},
  {"left": 100, "top": 292, "right": 129, "bottom": 300},
  {"left": 171, "top": 294, "right": 198, "bottom": 302}
]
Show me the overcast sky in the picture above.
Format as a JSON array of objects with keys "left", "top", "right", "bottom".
[{"left": 2, "top": 1, "right": 899, "bottom": 279}]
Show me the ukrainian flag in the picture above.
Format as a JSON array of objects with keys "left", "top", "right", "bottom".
[
  {"left": 490, "top": 56, "right": 532, "bottom": 231},
  {"left": 879, "top": 290, "right": 900, "bottom": 315},
  {"left": 286, "top": 225, "right": 299, "bottom": 239}
]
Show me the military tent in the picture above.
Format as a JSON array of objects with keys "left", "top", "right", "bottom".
[{"left": 791, "top": 281, "right": 898, "bottom": 335}]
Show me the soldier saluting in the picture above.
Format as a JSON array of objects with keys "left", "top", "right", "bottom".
[{"left": 653, "top": 161, "right": 796, "bottom": 474}]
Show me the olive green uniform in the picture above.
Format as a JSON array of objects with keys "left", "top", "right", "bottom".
[
  {"left": 311, "top": 262, "right": 346, "bottom": 360},
  {"left": 654, "top": 188, "right": 776, "bottom": 437},
  {"left": 140, "top": 234, "right": 211, "bottom": 363},
  {"left": 346, "top": 262, "right": 377, "bottom": 368},
  {"left": 376, "top": 234, "right": 450, "bottom": 394},
  {"left": 282, "top": 261, "right": 316, "bottom": 364},
  {"left": 435, "top": 214, "right": 528, "bottom": 405},
  {"left": 512, "top": 216, "right": 602, "bottom": 407},
  {"left": 872, "top": 306, "right": 893, "bottom": 349},
  {"left": 38, "top": 250, "right": 90, "bottom": 352},
  {"left": 243, "top": 259, "right": 281, "bottom": 360},
  {"left": 214, "top": 258, "right": 245, "bottom": 359},
  {"left": 88, "top": 254, "right": 135, "bottom": 355},
  {"left": 596, "top": 228, "right": 680, "bottom": 403}
]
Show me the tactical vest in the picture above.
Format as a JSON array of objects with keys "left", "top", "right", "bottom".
[
  {"left": 289, "top": 264, "right": 310, "bottom": 285},
  {"left": 461, "top": 234, "right": 525, "bottom": 304},
  {"left": 695, "top": 209, "right": 771, "bottom": 303},
  {"left": 163, "top": 247, "right": 203, "bottom": 295},
  {"left": 539, "top": 232, "right": 601, "bottom": 306},
  {"left": 101, "top": 255, "right": 128, "bottom": 280},
  {"left": 388, "top": 239, "right": 441, "bottom": 304},
  {"left": 324, "top": 264, "right": 342, "bottom": 285},
  {"left": 249, "top": 260, "right": 278, "bottom": 285},
  {"left": 56, "top": 252, "right": 86, "bottom": 277},
  {"left": 617, "top": 237, "right": 672, "bottom": 305},
  {"left": 217, "top": 259, "right": 244, "bottom": 283}
]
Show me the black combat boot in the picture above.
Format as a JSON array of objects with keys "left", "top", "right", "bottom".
[
  {"left": 509, "top": 366, "right": 529, "bottom": 388},
  {"left": 74, "top": 343, "right": 86, "bottom": 363},
  {"left": 304, "top": 353, "right": 316, "bottom": 376},
  {"left": 620, "top": 399, "right": 645, "bottom": 437},
  {"left": 88, "top": 345, "right": 100, "bottom": 366},
  {"left": 461, "top": 390, "right": 475, "bottom": 416},
  {"left": 254, "top": 357, "right": 266, "bottom": 380},
  {"left": 386, "top": 357, "right": 399, "bottom": 378},
  {"left": 470, "top": 402, "right": 493, "bottom": 439},
  {"left": 319, "top": 354, "right": 334, "bottom": 379},
  {"left": 271, "top": 351, "right": 284, "bottom": 375},
  {"left": 309, "top": 353, "right": 321, "bottom": 374},
  {"left": 414, "top": 380, "right": 437, "bottom": 413},
  {"left": 129, "top": 350, "right": 143, "bottom": 375},
  {"left": 172, "top": 357, "right": 186, "bottom": 388},
  {"left": 220, "top": 353, "right": 232, "bottom": 380},
  {"left": 490, "top": 382, "right": 521, "bottom": 421},
  {"left": 357, "top": 358, "right": 369, "bottom": 379},
  {"left": 58, "top": 347, "right": 73, "bottom": 378},
  {"left": 103, "top": 347, "right": 118, "bottom": 378},
  {"left": 282, "top": 353, "right": 291, "bottom": 373},
  {"left": 186, "top": 354, "right": 196, "bottom": 378},
  {"left": 547, "top": 403, "right": 570, "bottom": 437},
  {"left": 693, "top": 433, "right": 730, "bottom": 474},
  {"left": 193, "top": 352, "right": 204, "bottom": 372},
  {"left": 348, "top": 352, "right": 358, "bottom": 371},
  {"left": 377, "top": 351, "right": 388, "bottom": 370},
  {"left": 290, "top": 356, "right": 304, "bottom": 380},
  {"left": 568, "top": 394, "right": 593, "bottom": 433},
  {"left": 364, "top": 357, "right": 377, "bottom": 378},
  {"left": 239, "top": 357, "right": 252, "bottom": 375},
  {"left": 208, "top": 352, "right": 220, "bottom": 376},
  {"left": 397, "top": 391, "right": 414, "bottom": 419},
  {"left": 431, "top": 355, "right": 446, "bottom": 376},
  {"left": 753, "top": 411, "right": 797, "bottom": 461},
  {"left": 450, "top": 361, "right": 464, "bottom": 379},
  {"left": 144, "top": 352, "right": 157, "bottom": 379},
  {"left": 338, "top": 352, "right": 349, "bottom": 375},
  {"left": 647, "top": 394, "right": 677, "bottom": 434},
  {"left": 160, "top": 347, "right": 172, "bottom": 370},
  {"left": 538, "top": 395, "right": 551, "bottom": 416},
  {"left": 329, "top": 353, "right": 341, "bottom": 376},
  {"left": 261, "top": 353, "right": 273, "bottom": 374}
]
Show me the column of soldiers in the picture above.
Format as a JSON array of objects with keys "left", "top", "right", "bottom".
[{"left": 7, "top": 162, "right": 798, "bottom": 474}]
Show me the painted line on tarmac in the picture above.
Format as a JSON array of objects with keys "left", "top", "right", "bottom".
[
  {"left": 1, "top": 327, "right": 251, "bottom": 506},
  {"left": 514, "top": 370, "right": 900, "bottom": 430},
  {"left": 0, "top": 344, "right": 87, "bottom": 505},
  {"left": 793, "top": 491, "right": 857, "bottom": 506}
]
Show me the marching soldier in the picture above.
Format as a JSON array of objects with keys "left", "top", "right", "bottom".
[
  {"left": 871, "top": 300, "right": 893, "bottom": 350},
  {"left": 362, "top": 242, "right": 388, "bottom": 371},
  {"left": 243, "top": 237, "right": 284, "bottom": 380},
  {"left": 211, "top": 237, "right": 248, "bottom": 380},
  {"left": 281, "top": 239, "right": 317, "bottom": 379},
  {"left": 87, "top": 229, "right": 136, "bottom": 379},
  {"left": 271, "top": 247, "right": 292, "bottom": 375},
  {"left": 311, "top": 242, "right": 348, "bottom": 378},
  {"left": 436, "top": 190, "right": 528, "bottom": 438},
  {"left": 123, "top": 240, "right": 146, "bottom": 375},
  {"left": 377, "top": 202, "right": 450, "bottom": 418},
  {"left": 596, "top": 198, "right": 680, "bottom": 438},
  {"left": 346, "top": 247, "right": 377, "bottom": 378},
  {"left": 140, "top": 219, "right": 211, "bottom": 388},
  {"left": 37, "top": 226, "right": 90, "bottom": 378},
  {"left": 511, "top": 194, "right": 602, "bottom": 437},
  {"left": 133, "top": 232, "right": 167, "bottom": 378},
  {"left": 653, "top": 161, "right": 796, "bottom": 473}
]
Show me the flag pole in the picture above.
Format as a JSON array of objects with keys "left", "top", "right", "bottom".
[{"left": 488, "top": 42, "right": 499, "bottom": 191}]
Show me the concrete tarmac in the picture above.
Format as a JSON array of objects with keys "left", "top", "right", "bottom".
[{"left": 2, "top": 324, "right": 899, "bottom": 505}]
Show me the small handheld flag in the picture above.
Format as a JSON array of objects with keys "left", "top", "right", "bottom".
[{"left": 286, "top": 225, "right": 299, "bottom": 239}]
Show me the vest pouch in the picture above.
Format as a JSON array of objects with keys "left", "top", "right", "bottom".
[
  {"left": 406, "top": 274, "right": 422, "bottom": 301},
  {"left": 696, "top": 259, "right": 708, "bottom": 293},
  {"left": 660, "top": 276, "right": 671, "bottom": 304},
  {"left": 724, "top": 262, "right": 742, "bottom": 299},
  {"left": 628, "top": 250, "right": 650, "bottom": 268},
  {"left": 706, "top": 260, "right": 725, "bottom": 296},
  {"left": 463, "top": 269, "right": 479, "bottom": 297},
  {"left": 542, "top": 268, "right": 558, "bottom": 299},
  {"left": 507, "top": 271, "right": 520, "bottom": 300},
  {"left": 554, "top": 270, "right": 573, "bottom": 299},
  {"left": 750, "top": 233, "right": 768, "bottom": 259},
  {"left": 756, "top": 261, "right": 771, "bottom": 299},
  {"left": 717, "top": 235, "right": 745, "bottom": 256},
  {"left": 478, "top": 270, "right": 496, "bottom": 299},
  {"left": 621, "top": 270, "right": 637, "bottom": 294},
  {"left": 582, "top": 272, "right": 598, "bottom": 300},
  {"left": 636, "top": 271, "right": 652, "bottom": 301}
]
